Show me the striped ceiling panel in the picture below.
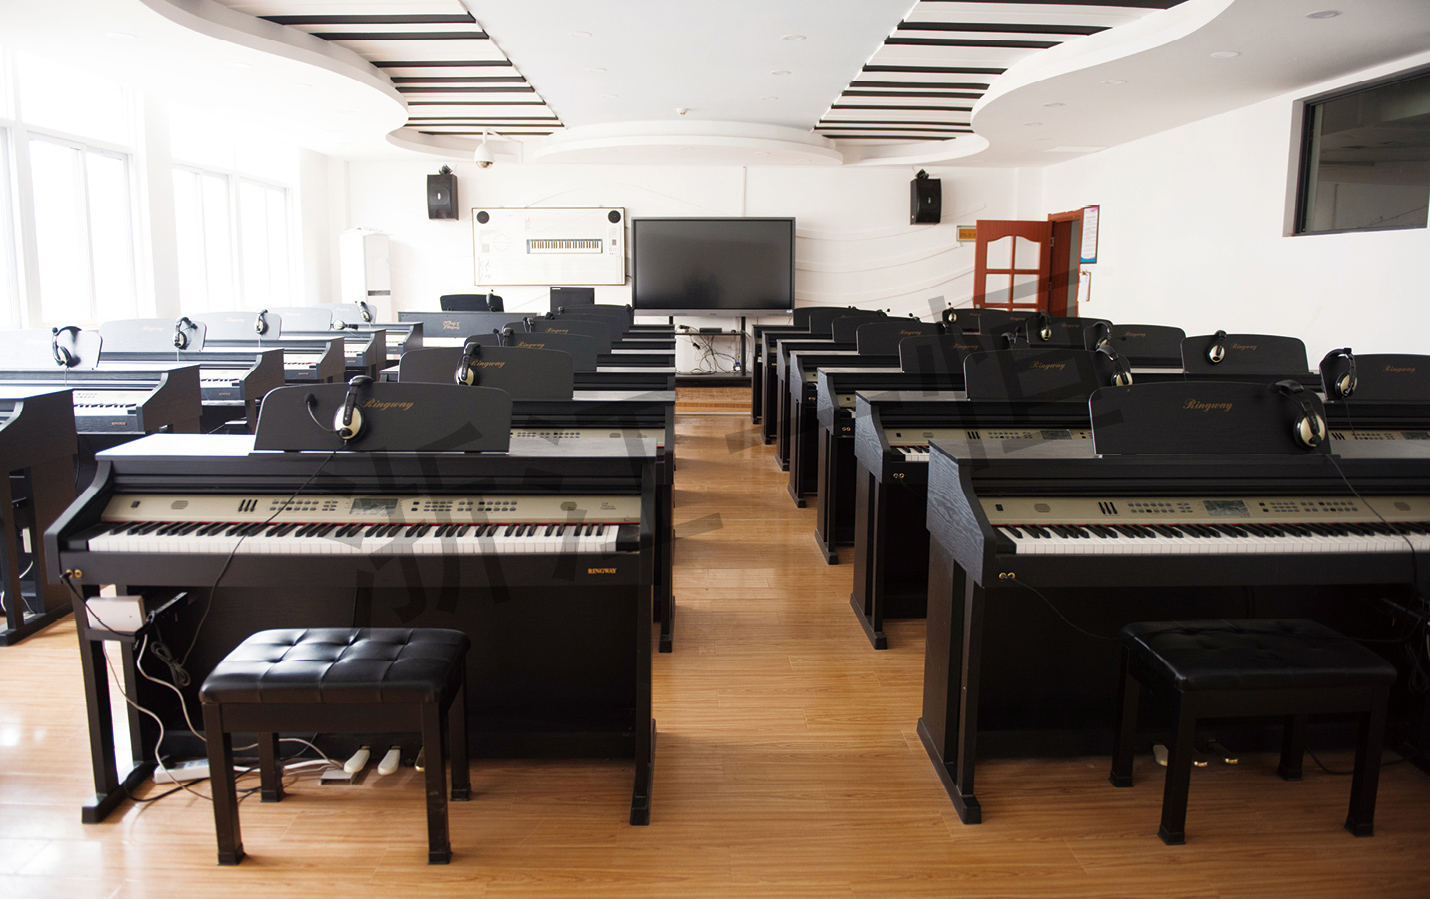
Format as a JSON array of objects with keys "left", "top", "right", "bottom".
[
  {"left": 819, "top": 0, "right": 1187, "bottom": 145},
  {"left": 214, "top": 1, "right": 563, "bottom": 137}
]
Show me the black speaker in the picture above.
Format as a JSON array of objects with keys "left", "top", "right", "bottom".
[
  {"left": 911, "top": 170, "right": 941, "bottom": 224},
  {"left": 427, "top": 167, "right": 458, "bottom": 220}
]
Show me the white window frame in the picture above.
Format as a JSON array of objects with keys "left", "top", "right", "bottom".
[{"left": 172, "top": 162, "right": 297, "bottom": 313}]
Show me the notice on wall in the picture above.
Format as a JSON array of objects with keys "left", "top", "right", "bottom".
[{"left": 1080, "top": 205, "right": 1099, "bottom": 264}]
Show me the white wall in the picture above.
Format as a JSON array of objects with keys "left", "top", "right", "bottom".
[
  {"left": 1035, "top": 49, "right": 1430, "bottom": 358},
  {"left": 331, "top": 158, "right": 1020, "bottom": 332}
]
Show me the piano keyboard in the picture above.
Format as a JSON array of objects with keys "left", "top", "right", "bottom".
[
  {"left": 73, "top": 390, "right": 147, "bottom": 409},
  {"left": 984, "top": 494, "right": 1430, "bottom": 556},
  {"left": 892, "top": 428, "right": 1093, "bottom": 463},
  {"left": 83, "top": 492, "right": 641, "bottom": 555}
]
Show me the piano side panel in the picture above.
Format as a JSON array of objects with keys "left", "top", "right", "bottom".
[{"left": 926, "top": 454, "right": 990, "bottom": 587}]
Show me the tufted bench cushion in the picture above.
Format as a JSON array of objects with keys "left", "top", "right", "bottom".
[
  {"left": 1119, "top": 619, "right": 1396, "bottom": 693},
  {"left": 200, "top": 627, "right": 469, "bottom": 705}
]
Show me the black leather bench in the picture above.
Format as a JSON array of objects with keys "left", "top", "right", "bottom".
[
  {"left": 1109, "top": 618, "right": 1396, "bottom": 845},
  {"left": 200, "top": 627, "right": 470, "bottom": 865}
]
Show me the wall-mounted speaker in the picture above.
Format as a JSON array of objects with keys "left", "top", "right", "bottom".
[
  {"left": 911, "top": 169, "right": 941, "bottom": 224},
  {"left": 427, "top": 166, "right": 458, "bottom": 220}
]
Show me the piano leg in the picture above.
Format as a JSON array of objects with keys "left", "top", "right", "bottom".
[
  {"left": 632, "top": 587, "right": 654, "bottom": 825},
  {"left": 849, "top": 468, "right": 888, "bottom": 649},
  {"left": 813, "top": 427, "right": 839, "bottom": 564},
  {"left": 74, "top": 586, "right": 154, "bottom": 823},
  {"left": 656, "top": 479, "right": 674, "bottom": 652},
  {"left": 916, "top": 542, "right": 982, "bottom": 824}
]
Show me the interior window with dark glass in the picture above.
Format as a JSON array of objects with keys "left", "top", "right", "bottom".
[{"left": 1297, "top": 68, "right": 1430, "bottom": 234}]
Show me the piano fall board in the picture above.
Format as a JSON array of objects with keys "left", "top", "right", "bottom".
[
  {"left": 919, "top": 442, "right": 1430, "bottom": 825},
  {"left": 48, "top": 432, "right": 658, "bottom": 824},
  {"left": 97, "top": 349, "right": 284, "bottom": 433}
]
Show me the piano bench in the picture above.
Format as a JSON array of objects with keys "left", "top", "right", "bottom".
[
  {"left": 1108, "top": 619, "right": 1395, "bottom": 846},
  {"left": 199, "top": 627, "right": 471, "bottom": 866}
]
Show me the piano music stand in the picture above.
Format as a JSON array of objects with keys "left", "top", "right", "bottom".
[
  {"left": 254, "top": 383, "right": 513, "bottom": 452},
  {"left": 397, "top": 347, "right": 575, "bottom": 400},
  {"left": 0, "top": 328, "right": 103, "bottom": 371},
  {"left": 854, "top": 320, "right": 943, "bottom": 356}
]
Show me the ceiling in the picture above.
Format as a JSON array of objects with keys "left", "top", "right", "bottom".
[{"left": 1, "top": 0, "right": 1428, "bottom": 167}]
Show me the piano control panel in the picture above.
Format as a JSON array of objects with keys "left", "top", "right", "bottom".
[
  {"left": 512, "top": 428, "right": 664, "bottom": 446},
  {"left": 73, "top": 390, "right": 146, "bottom": 409},
  {"left": 97, "top": 493, "right": 641, "bottom": 526},
  {"left": 1330, "top": 429, "right": 1430, "bottom": 441},
  {"left": 982, "top": 494, "right": 1430, "bottom": 525},
  {"left": 890, "top": 427, "right": 1093, "bottom": 445}
]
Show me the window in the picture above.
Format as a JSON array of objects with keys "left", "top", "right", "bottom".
[
  {"left": 173, "top": 166, "right": 293, "bottom": 312},
  {"left": 27, "top": 137, "right": 139, "bottom": 322},
  {"left": 1295, "top": 65, "right": 1430, "bottom": 234},
  {"left": 0, "top": 129, "right": 19, "bottom": 328}
]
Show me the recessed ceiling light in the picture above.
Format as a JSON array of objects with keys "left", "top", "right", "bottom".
[
  {"left": 782, "top": 35, "right": 806, "bottom": 42},
  {"left": 600, "top": 93, "right": 618, "bottom": 99},
  {"left": 104, "top": 31, "right": 136, "bottom": 41},
  {"left": 755, "top": 151, "right": 771, "bottom": 157},
  {"left": 587, "top": 67, "right": 607, "bottom": 74},
  {"left": 1024, "top": 121, "right": 1042, "bottom": 127},
  {"left": 1102, "top": 79, "right": 1127, "bottom": 85},
  {"left": 1042, "top": 102, "right": 1065, "bottom": 108},
  {"left": 1306, "top": 10, "right": 1341, "bottom": 18},
  {"left": 291, "top": 82, "right": 313, "bottom": 90},
  {"left": 1210, "top": 50, "right": 1240, "bottom": 59},
  {"left": 569, "top": 31, "right": 592, "bottom": 38},
  {"left": 760, "top": 96, "right": 779, "bottom": 101},
  {"left": 771, "top": 70, "right": 792, "bottom": 76},
  {"left": 679, "top": 147, "right": 693, "bottom": 152},
  {"left": 225, "top": 61, "right": 251, "bottom": 69}
]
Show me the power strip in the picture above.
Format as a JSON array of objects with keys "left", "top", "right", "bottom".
[{"left": 153, "top": 759, "right": 211, "bottom": 783}]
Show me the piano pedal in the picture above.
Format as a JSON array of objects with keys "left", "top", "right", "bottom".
[
  {"left": 1204, "top": 739, "right": 1239, "bottom": 765},
  {"left": 1151, "top": 742, "right": 1209, "bottom": 768},
  {"left": 343, "top": 745, "right": 371, "bottom": 774},
  {"left": 413, "top": 746, "right": 426, "bottom": 772},
  {"left": 377, "top": 745, "right": 401, "bottom": 776}
]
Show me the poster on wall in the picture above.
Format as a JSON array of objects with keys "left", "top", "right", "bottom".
[
  {"left": 1079, "top": 205, "right": 1099, "bottom": 265},
  {"left": 473, "top": 207, "right": 626, "bottom": 286}
]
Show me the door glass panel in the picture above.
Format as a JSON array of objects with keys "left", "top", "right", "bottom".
[
  {"left": 1012, "top": 273, "right": 1040, "bottom": 305},
  {"left": 1014, "top": 236, "right": 1041, "bottom": 271},
  {"left": 985, "top": 274, "right": 1012, "bottom": 307},
  {"left": 986, "top": 235, "right": 1012, "bottom": 269}
]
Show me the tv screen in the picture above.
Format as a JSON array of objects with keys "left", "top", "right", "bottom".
[{"left": 631, "top": 217, "right": 794, "bottom": 313}]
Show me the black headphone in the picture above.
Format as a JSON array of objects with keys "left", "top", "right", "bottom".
[
  {"left": 254, "top": 309, "right": 269, "bottom": 335},
  {"left": 1320, "top": 347, "right": 1357, "bottom": 399},
  {"left": 1274, "top": 380, "right": 1326, "bottom": 449},
  {"left": 1087, "top": 321, "right": 1112, "bottom": 351},
  {"left": 999, "top": 330, "right": 1020, "bottom": 349},
  {"left": 1029, "top": 311, "right": 1053, "bottom": 343},
  {"left": 51, "top": 325, "right": 81, "bottom": 367},
  {"left": 358, "top": 301, "right": 373, "bottom": 323},
  {"left": 455, "top": 341, "right": 481, "bottom": 386},
  {"left": 940, "top": 307, "right": 958, "bottom": 326},
  {"left": 1096, "top": 343, "right": 1134, "bottom": 387},
  {"left": 1207, "top": 330, "right": 1228, "bottom": 364},
  {"left": 173, "top": 316, "right": 197, "bottom": 350},
  {"left": 334, "top": 375, "right": 374, "bottom": 441}
]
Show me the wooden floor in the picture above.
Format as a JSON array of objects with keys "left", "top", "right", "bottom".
[{"left": 4, "top": 386, "right": 1430, "bottom": 897}]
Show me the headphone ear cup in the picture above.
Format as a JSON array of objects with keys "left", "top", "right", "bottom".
[
  {"left": 1296, "top": 410, "right": 1326, "bottom": 448},
  {"left": 1206, "top": 330, "right": 1227, "bottom": 364},
  {"left": 173, "top": 331, "right": 188, "bottom": 350},
  {"left": 334, "top": 404, "right": 363, "bottom": 441},
  {"left": 53, "top": 344, "right": 75, "bottom": 367}
]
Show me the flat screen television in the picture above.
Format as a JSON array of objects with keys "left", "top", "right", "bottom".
[{"left": 631, "top": 217, "right": 794, "bottom": 314}]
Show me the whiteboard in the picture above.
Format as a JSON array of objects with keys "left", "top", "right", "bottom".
[{"left": 472, "top": 206, "right": 626, "bottom": 286}]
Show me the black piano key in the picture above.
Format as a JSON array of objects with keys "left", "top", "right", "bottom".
[{"left": 1003, "top": 525, "right": 1023, "bottom": 538}]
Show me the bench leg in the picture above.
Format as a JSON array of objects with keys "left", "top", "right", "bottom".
[
  {"left": 1110, "top": 651, "right": 1138, "bottom": 788},
  {"left": 1346, "top": 697, "right": 1387, "bottom": 837},
  {"left": 1158, "top": 695, "right": 1197, "bottom": 846},
  {"left": 449, "top": 682, "right": 470, "bottom": 802},
  {"left": 202, "top": 703, "right": 244, "bottom": 865},
  {"left": 421, "top": 700, "right": 452, "bottom": 864},
  {"left": 258, "top": 732, "right": 283, "bottom": 802},
  {"left": 1278, "top": 714, "right": 1307, "bottom": 782}
]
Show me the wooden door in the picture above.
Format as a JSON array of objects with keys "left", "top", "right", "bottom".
[
  {"left": 1046, "top": 209, "right": 1084, "bottom": 317},
  {"left": 972, "top": 220, "right": 1052, "bottom": 311}
]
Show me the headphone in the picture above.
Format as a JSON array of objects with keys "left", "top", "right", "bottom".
[
  {"left": 1206, "top": 329, "right": 1228, "bottom": 364},
  {"left": 999, "top": 330, "right": 1021, "bottom": 349},
  {"left": 1029, "top": 311, "right": 1053, "bottom": 343},
  {"left": 1096, "top": 343, "right": 1134, "bottom": 387},
  {"left": 455, "top": 341, "right": 482, "bottom": 386},
  {"left": 333, "top": 375, "right": 374, "bottom": 441},
  {"left": 1087, "top": 321, "right": 1112, "bottom": 351},
  {"left": 254, "top": 309, "right": 269, "bottom": 335},
  {"left": 1320, "top": 347, "right": 1357, "bottom": 399},
  {"left": 940, "top": 307, "right": 958, "bottom": 326},
  {"left": 51, "top": 325, "right": 82, "bottom": 367},
  {"left": 1274, "top": 380, "right": 1326, "bottom": 449},
  {"left": 358, "top": 301, "right": 373, "bottom": 323},
  {"left": 173, "top": 316, "right": 197, "bottom": 350}
]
